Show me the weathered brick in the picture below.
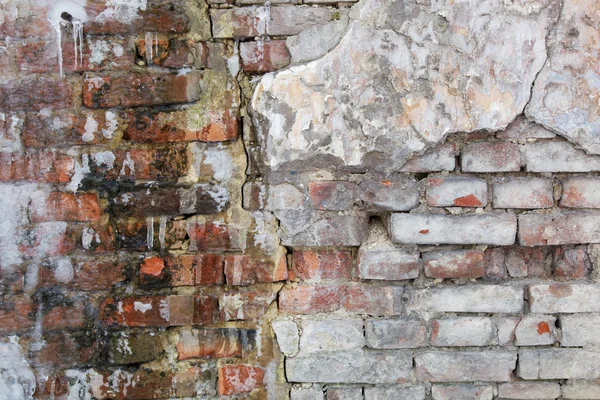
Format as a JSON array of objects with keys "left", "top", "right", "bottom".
[
  {"left": 519, "top": 349, "right": 600, "bottom": 380},
  {"left": 498, "top": 382, "right": 561, "bottom": 399},
  {"left": 88, "top": 366, "right": 211, "bottom": 399},
  {"left": 33, "top": 193, "right": 101, "bottom": 223},
  {"left": 426, "top": 177, "right": 487, "bottom": 207},
  {"left": 366, "top": 319, "right": 426, "bottom": 349},
  {"left": 83, "top": 72, "right": 202, "bottom": 108},
  {"left": 561, "top": 177, "right": 600, "bottom": 208},
  {"left": 85, "top": 3, "right": 191, "bottom": 34},
  {"left": 342, "top": 284, "right": 403, "bottom": 315},
  {"left": 408, "top": 285, "right": 523, "bottom": 313},
  {"left": 389, "top": 213, "right": 517, "bottom": 245},
  {"left": 358, "top": 245, "right": 419, "bottom": 281},
  {"left": 0, "top": 77, "right": 72, "bottom": 111},
  {"left": 423, "top": 249, "right": 485, "bottom": 279},
  {"left": 35, "top": 332, "right": 96, "bottom": 367},
  {"left": 219, "top": 287, "right": 278, "bottom": 322},
  {"left": 40, "top": 257, "right": 126, "bottom": 291},
  {"left": 271, "top": 319, "right": 299, "bottom": 356},
  {"left": 299, "top": 319, "right": 364, "bottom": 354},
  {"left": 560, "top": 314, "right": 600, "bottom": 347},
  {"left": 0, "top": 297, "right": 35, "bottom": 333},
  {"left": 16, "top": 37, "right": 132, "bottom": 73},
  {"left": 562, "top": 384, "right": 600, "bottom": 399},
  {"left": 0, "top": 151, "right": 75, "bottom": 183},
  {"left": 112, "top": 185, "right": 228, "bottom": 217},
  {"left": 431, "top": 317, "right": 493, "bottom": 347},
  {"left": 140, "top": 254, "right": 225, "bottom": 288},
  {"left": 400, "top": 143, "right": 457, "bottom": 172},
  {"left": 123, "top": 108, "right": 238, "bottom": 143},
  {"left": 518, "top": 212, "right": 600, "bottom": 246},
  {"left": 107, "top": 331, "right": 163, "bottom": 365},
  {"left": 280, "top": 213, "right": 368, "bottom": 247},
  {"left": 292, "top": 386, "right": 324, "bottom": 400},
  {"left": 218, "top": 365, "right": 264, "bottom": 396},
  {"left": 225, "top": 253, "right": 288, "bottom": 285},
  {"left": 287, "top": 350, "right": 412, "bottom": 384},
  {"left": 240, "top": 39, "right": 291, "bottom": 72},
  {"left": 462, "top": 142, "right": 521, "bottom": 172},
  {"left": 431, "top": 385, "right": 494, "bottom": 400},
  {"left": 505, "top": 247, "right": 547, "bottom": 278},
  {"left": 364, "top": 386, "right": 426, "bottom": 400},
  {"left": 529, "top": 284, "right": 600, "bottom": 313},
  {"left": 496, "top": 115, "right": 556, "bottom": 139},
  {"left": 23, "top": 110, "right": 122, "bottom": 147},
  {"left": 416, "top": 351, "right": 517, "bottom": 382},
  {"left": 523, "top": 141, "right": 600, "bottom": 172},
  {"left": 308, "top": 181, "right": 358, "bottom": 211},
  {"left": 485, "top": 248, "right": 506, "bottom": 278},
  {"left": 136, "top": 36, "right": 206, "bottom": 68},
  {"left": 187, "top": 220, "right": 245, "bottom": 252},
  {"left": 497, "top": 317, "right": 520, "bottom": 346},
  {"left": 211, "top": 6, "right": 338, "bottom": 38},
  {"left": 291, "top": 250, "right": 352, "bottom": 281},
  {"left": 514, "top": 315, "right": 557, "bottom": 346},
  {"left": 553, "top": 247, "right": 590, "bottom": 278},
  {"left": 358, "top": 176, "right": 419, "bottom": 211},
  {"left": 493, "top": 177, "right": 554, "bottom": 209},
  {"left": 327, "top": 387, "right": 362, "bottom": 400},
  {"left": 177, "top": 328, "right": 254, "bottom": 359}
]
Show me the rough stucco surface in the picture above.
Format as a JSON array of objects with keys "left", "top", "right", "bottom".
[
  {"left": 2, "top": 0, "right": 600, "bottom": 398},
  {"left": 252, "top": 0, "right": 560, "bottom": 173}
]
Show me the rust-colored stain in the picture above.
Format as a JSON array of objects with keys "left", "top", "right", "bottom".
[
  {"left": 537, "top": 321, "right": 551, "bottom": 335},
  {"left": 381, "top": 180, "right": 393, "bottom": 187},
  {"left": 453, "top": 194, "right": 483, "bottom": 207},
  {"left": 419, "top": 229, "right": 430, "bottom": 234}
]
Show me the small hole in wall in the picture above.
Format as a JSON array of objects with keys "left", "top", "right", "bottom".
[{"left": 60, "top": 12, "right": 73, "bottom": 23}]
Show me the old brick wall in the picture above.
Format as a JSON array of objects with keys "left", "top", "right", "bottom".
[{"left": 1, "top": 0, "right": 600, "bottom": 399}]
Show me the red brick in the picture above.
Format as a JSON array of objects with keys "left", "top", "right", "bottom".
[
  {"left": 278, "top": 285, "right": 345, "bottom": 314},
  {"left": 0, "top": 4, "right": 54, "bottom": 39},
  {"left": 23, "top": 110, "right": 122, "bottom": 148},
  {"left": 423, "top": 250, "right": 485, "bottom": 279},
  {"left": 462, "top": 142, "right": 521, "bottom": 172},
  {"left": 99, "top": 296, "right": 192, "bottom": 328},
  {"left": 43, "top": 301, "right": 87, "bottom": 331},
  {"left": 83, "top": 72, "right": 201, "bottom": 109},
  {"left": 224, "top": 253, "right": 288, "bottom": 285},
  {"left": 240, "top": 40, "right": 290, "bottom": 73},
  {"left": 342, "top": 284, "right": 403, "bottom": 315},
  {"left": 291, "top": 250, "right": 352, "bottom": 281},
  {"left": 0, "top": 77, "right": 72, "bottom": 111},
  {"left": 88, "top": 146, "right": 189, "bottom": 181},
  {"left": 308, "top": 181, "right": 358, "bottom": 211},
  {"left": 1, "top": 151, "right": 75, "bottom": 183},
  {"left": 40, "top": 257, "right": 126, "bottom": 291},
  {"left": 124, "top": 108, "right": 238, "bottom": 143},
  {"left": 136, "top": 35, "right": 207, "bottom": 68},
  {"left": 177, "top": 328, "right": 249, "bottom": 359},
  {"left": 194, "top": 295, "right": 219, "bottom": 325},
  {"left": 561, "top": 177, "right": 600, "bottom": 208},
  {"left": 553, "top": 247, "right": 590, "bottom": 279},
  {"left": 85, "top": 3, "right": 191, "bottom": 34},
  {"left": 16, "top": 38, "right": 132, "bottom": 74},
  {"left": 188, "top": 220, "right": 244, "bottom": 251},
  {"left": 0, "top": 297, "right": 35, "bottom": 333},
  {"left": 89, "top": 367, "right": 210, "bottom": 399},
  {"left": 140, "top": 254, "right": 225, "bottom": 288},
  {"left": 32, "top": 193, "right": 101, "bottom": 223},
  {"left": 35, "top": 333, "right": 96, "bottom": 366},
  {"left": 78, "top": 223, "right": 116, "bottom": 253},
  {"left": 218, "top": 365, "right": 264, "bottom": 396},
  {"left": 426, "top": 177, "right": 487, "bottom": 207}
]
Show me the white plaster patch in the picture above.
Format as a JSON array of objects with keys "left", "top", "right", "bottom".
[
  {"left": 133, "top": 301, "right": 152, "bottom": 313},
  {"left": 83, "top": 113, "right": 98, "bottom": 142},
  {"left": 203, "top": 145, "right": 233, "bottom": 182},
  {"left": 0, "top": 342, "right": 36, "bottom": 400},
  {"left": 92, "top": 151, "right": 116, "bottom": 169},
  {"left": 54, "top": 257, "right": 75, "bottom": 283},
  {"left": 95, "top": 0, "right": 147, "bottom": 24}
]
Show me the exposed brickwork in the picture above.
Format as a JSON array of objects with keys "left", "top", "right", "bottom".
[{"left": 3, "top": 0, "right": 600, "bottom": 398}]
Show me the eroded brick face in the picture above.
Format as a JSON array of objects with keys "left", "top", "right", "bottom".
[{"left": 3, "top": 0, "right": 600, "bottom": 398}]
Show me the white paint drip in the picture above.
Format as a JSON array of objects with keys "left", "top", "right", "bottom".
[
  {"left": 145, "top": 32, "right": 153, "bottom": 64},
  {"left": 119, "top": 152, "right": 135, "bottom": 177},
  {"left": 102, "top": 111, "right": 118, "bottom": 139},
  {"left": 158, "top": 216, "right": 167, "bottom": 250},
  {"left": 47, "top": 1, "right": 89, "bottom": 78},
  {"left": 146, "top": 217, "right": 154, "bottom": 249},
  {"left": 30, "top": 303, "right": 45, "bottom": 352},
  {"left": 82, "top": 113, "right": 97, "bottom": 142},
  {"left": 72, "top": 20, "right": 84, "bottom": 69},
  {"left": 133, "top": 301, "right": 152, "bottom": 313},
  {"left": 66, "top": 154, "right": 90, "bottom": 193}
]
